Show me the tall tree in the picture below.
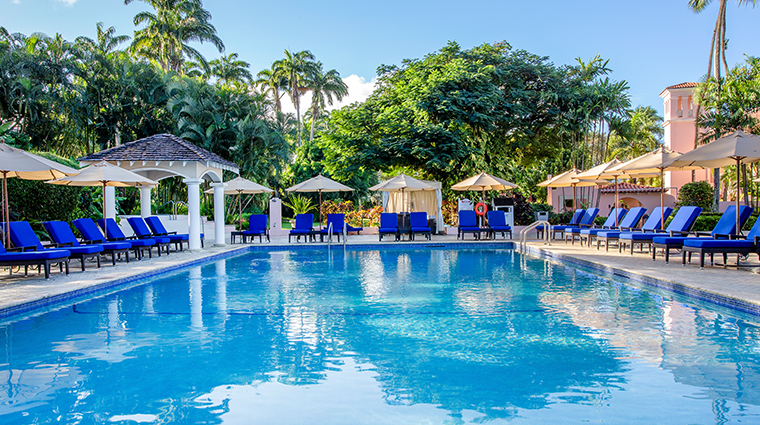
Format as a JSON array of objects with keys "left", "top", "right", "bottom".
[
  {"left": 304, "top": 61, "right": 348, "bottom": 142},
  {"left": 688, "top": 0, "right": 756, "bottom": 211},
  {"left": 255, "top": 65, "right": 287, "bottom": 113},
  {"left": 273, "top": 49, "right": 317, "bottom": 147},
  {"left": 209, "top": 53, "right": 252, "bottom": 87},
  {"left": 75, "top": 22, "right": 130, "bottom": 59},
  {"left": 125, "top": 0, "right": 224, "bottom": 73}
]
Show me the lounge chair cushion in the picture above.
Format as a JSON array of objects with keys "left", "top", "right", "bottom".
[
  {"left": 64, "top": 245, "right": 104, "bottom": 255},
  {"left": 378, "top": 228, "right": 398, "bottom": 233},
  {"left": 0, "top": 249, "right": 71, "bottom": 261},
  {"left": 684, "top": 239, "right": 755, "bottom": 249},
  {"left": 620, "top": 232, "right": 664, "bottom": 241},
  {"left": 596, "top": 231, "right": 624, "bottom": 238},
  {"left": 490, "top": 225, "right": 511, "bottom": 231}
]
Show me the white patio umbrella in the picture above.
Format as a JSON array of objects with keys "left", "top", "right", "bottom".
[
  {"left": 204, "top": 176, "right": 273, "bottom": 225},
  {"left": 669, "top": 130, "right": 760, "bottom": 235},
  {"left": 451, "top": 172, "right": 517, "bottom": 203},
  {"left": 48, "top": 160, "right": 157, "bottom": 238},
  {"left": 369, "top": 173, "right": 435, "bottom": 213},
  {"left": 575, "top": 158, "right": 629, "bottom": 226},
  {"left": 286, "top": 173, "right": 354, "bottom": 226},
  {"left": 0, "top": 142, "right": 80, "bottom": 247},
  {"left": 608, "top": 146, "right": 703, "bottom": 229},
  {"left": 537, "top": 168, "right": 608, "bottom": 214}
]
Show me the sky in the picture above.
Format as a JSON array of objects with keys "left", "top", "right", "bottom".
[{"left": 3, "top": 0, "right": 759, "bottom": 117}]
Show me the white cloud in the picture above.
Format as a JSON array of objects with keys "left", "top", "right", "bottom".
[
  {"left": 56, "top": 0, "right": 78, "bottom": 5},
  {"left": 280, "top": 74, "right": 377, "bottom": 117},
  {"left": 13, "top": 0, "right": 21, "bottom": 4}
]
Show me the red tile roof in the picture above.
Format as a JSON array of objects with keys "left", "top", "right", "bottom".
[
  {"left": 659, "top": 82, "right": 698, "bottom": 96},
  {"left": 601, "top": 182, "right": 662, "bottom": 193}
]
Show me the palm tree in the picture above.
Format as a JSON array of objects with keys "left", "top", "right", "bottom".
[
  {"left": 688, "top": 0, "right": 756, "bottom": 211},
  {"left": 255, "top": 65, "right": 287, "bottom": 113},
  {"left": 209, "top": 53, "right": 252, "bottom": 87},
  {"left": 303, "top": 62, "right": 348, "bottom": 141},
  {"left": 75, "top": 22, "right": 130, "bottom": 58},
  {"left": 125, "top": 0, "right": 224, "bottom": 73},
  {"left": 273, "top": 49, "right": 317, "bottom": 147}
]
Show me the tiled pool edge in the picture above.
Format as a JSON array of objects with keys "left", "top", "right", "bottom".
[{"left": 525, "top": 245, "right": 760, "bottom": 317}]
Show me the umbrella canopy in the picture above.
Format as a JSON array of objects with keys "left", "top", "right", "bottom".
[
  {"left": 204, "top": 177, "right": 273, "bottom": 225},
  {"left": 609, "top": 146, "right": 702, "bottom": 229},
  {"left": 669, "top": 130, "right": 760, "bottom": 234},
  {"left": 0, "top": 143, "right": 80, "bottom": 247},
  {"left": 450, "top": 172, "right": 518, "bottom": 192},
  {"left": 537, "top": 168, "right": 607, "bottom": 215},
  {"left": 575, "top": 159, "right": 629, "bottom": 226},
  {"left": 369, "top": 173, "right": 434, "bottom": 213},
  {"left": 49, "top": 160, "right": 157, "bottom": 237},
  {"left": 286, "top": 174, "right": 354, "bottom": 226}
]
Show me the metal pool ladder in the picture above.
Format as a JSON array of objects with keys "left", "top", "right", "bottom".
[
  {"left": 326, "top": 222, "right": 347, "bottom": 247},
  {"left": 519, "top": 220, "right": 551, "bottom": 252}
]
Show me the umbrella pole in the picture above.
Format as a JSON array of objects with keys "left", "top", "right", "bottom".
[
  {"left": 660, "top": 169, "right": 665, "bottom": 230},
  {"left": 102, "top": 182, "right": 107, "bottom": 240},
  {"left": 614, "top": 177, "right": 619, "bottom": 227},
  {"left": 319, "top": 190, "right": 323, "bottom": 230},
  {"left": 3, "top": 171, "right": 9, "bottom": 248},
  {"left": 736, "top": 158, "right": 742, "bottom": 236},
  {"left": 238, "top": 191, "right": 242, "bottom": 229}
]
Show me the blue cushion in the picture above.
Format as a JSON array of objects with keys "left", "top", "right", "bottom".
[
  {"left": 458, "top": 211, "right": 478, "bottom": 227},
  {"left": 101, "top": 242, "right": 132, "bottom": 251},
  {"left": 166, "top": 234, "right": 189, "bottom": 241},
  {"left": 597, "top": 231, "right": 623, "bottom": 238},
  {"left": 579, "top": 228, "right": 602, "bottom": 235},
  {"left": 411, "top": 227, "right": 431, "bottom": 232},
  {"left": 684, "top": 239, "right": 755, "bottom": 249},
  {"left": 379, "top": 227, "right": 398, "bottom": 233},
  {"left": 290, "top": 229, "right": 310, "bottom": 234},
  {"left": 620, "top": 232, "right": 662, "bottom": 241},
  {"left": 0, "top": 249, "right": 70, "bottom": 261},
  {"left": 459, "top": 226, "right": 481, "bottom": 231},
  {"left": 566, "top": 227, "right": 584, "bottom": 234},
  {"left": 490, "top": 225, "right": 511, "bottom": 231},
  {"left": 653, "top": 236, "right": 714, "bottom": 245},
  {"left": 128, "top": 239, "right": 155, "bottom": 247},
  {"left": 242, "top": 229, "right": 266, "bottom": 235},
  {"left": 66, "top": 245, "right": 104, "bottom": 255},
  {"left": 149, "top": 236, "right": 171, "bottom": 244}
]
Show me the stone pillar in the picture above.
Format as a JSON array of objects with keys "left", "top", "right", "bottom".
[
  {"left": 184, "top": 178, "right": 203, "bottom": 250},
  {"left": 211, "top": 182, "right": 227, "bottom": 246},
  {"left": 140, "top": 187, "right": 152, "bottom": 218},
  {"left": 105, "top": 186, "right": 117, "bottom": 221}
]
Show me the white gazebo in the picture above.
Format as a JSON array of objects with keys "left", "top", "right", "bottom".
[{"left": 78, "top": 133, "right": 239, "bottom": 250}]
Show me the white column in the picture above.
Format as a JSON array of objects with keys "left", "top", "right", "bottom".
[
  {"left": 140, "top": 187, "right": 152, "bottom": 218},
  {"left": 269, "top": 197, "right": 282, "bottom": 230},
  {"left": 105, "top": 186, "right": 117, "bottom": 220},
  {"left": 184, "top": 178, "right": 203, "bottom": 250},
  {"left": 210, "top": 182, "right": 227, "bottom": 246}
]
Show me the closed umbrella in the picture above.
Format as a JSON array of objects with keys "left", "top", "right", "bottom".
[
  {"left": 537, "top": 168, "right": 608, "bottom": 215},
  {"left": 49, "top": 160, "right": 157, "bottom": 238},
  {"left": 0, "top": 142, "right": 79, "bottom": 247},
  {"left": 204, "top": 176, "right": 273, "bottom": 226},
  {"left": 286, "top": 174, "right": 354, "bottom": 227},
  {"left": 608, "top": 146, "right": 702, "bottom": 229},
  {"left": 669, "top": 130, "right": 760, "bottom": 235}
]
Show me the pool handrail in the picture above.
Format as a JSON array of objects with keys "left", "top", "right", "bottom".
[{"left": 520, "top": 220, "right": 551, "bottom": 252}]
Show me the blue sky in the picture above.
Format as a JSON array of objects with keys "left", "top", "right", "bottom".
[{"left": 3, "top": 0, "right": 759, "bottom": 116}]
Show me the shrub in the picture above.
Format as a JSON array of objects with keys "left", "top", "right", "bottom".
[{"left": 677, "top": 181, "right": 713, "bottom": 210}]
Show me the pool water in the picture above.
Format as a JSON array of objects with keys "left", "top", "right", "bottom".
[{"left": 2, "top": 248, "right": 760, "bottom": 424}]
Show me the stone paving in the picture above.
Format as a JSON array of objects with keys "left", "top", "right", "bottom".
[{"left": 1, "top": 232, "right": 759, "bottom": 318}]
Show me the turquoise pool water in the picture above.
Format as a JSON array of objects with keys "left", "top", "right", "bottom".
[{"left": 2, "top": 247, "right": 760, "bottom": 424}]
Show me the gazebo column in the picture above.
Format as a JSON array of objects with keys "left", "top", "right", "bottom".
[
  {"left": 184, "top": 178, "right": 203, "bottom": 250},
  {"left": 105, "top": 186, "right": 117, "bottom": 221},
  {"left": 210, "top": 182, "right": 227, "bottom": 246},
  {"left": 140, "top": 187, "right": 152, "bottom": 218}
]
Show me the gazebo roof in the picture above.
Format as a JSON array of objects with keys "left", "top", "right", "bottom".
[{"left": 78, "top": 133, "right": 239, "bottom": 173}]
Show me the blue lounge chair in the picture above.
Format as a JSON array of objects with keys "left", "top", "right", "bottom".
[
  {"left": 597, "top": 207, "right": 671, "bottom": 251},
  {"left": 72, "top": 218, "right": 134, "bottom": 263},
  {"left": 97, "top": 218, "right": 157, "bottom": 260},
  {"left": 570, "top": 208, "right": 626, "bottom": 245},
  {"left": 44, "top": 220, "right": 130, "bottom": 267},
  {"left": 586, "top": 207, "right": 646, "bottom": 249},
  {"left": 346, "top": 224, "right": 363, "bottom": 234},
  {"left": 379, "top": 213, "right": 399, "bottom": 241},
  {"left": 618, "top": 206, "right": 702, "bottom": 255},
  {"left": 559, "top": 208, "right": 601, "bottom": 244},
  {"left": 486, "top": 210, "right": 512, "bottom": 240},
  {"left": 652, "top": 205, "right": 753, "bottom": 263},
  {"left": 9, "top": 221, "right": 102, "bottom": 272},
  {"left": 537, "top": 209, "right": 584, "bottom": 240},
  {"left": 0, "top": 237, "right": 69, "bottom": 279},
  {"left": 410, "top": 212, "right": 432, "bottom": 241},
  {"left": 320, "top": 213, "right": 346, "bottom": 242},
  {"left": 144, "top": 216, "right": 193, "bottom": 250},
  {"left": 127, "top": 217, "right": 171, "bottom": 256},
  {"left": 241, "top": 214, "right": 269, "bottom": 243},
  {"left": 682, "top": 215, "right": 760, "bottom": 268},
  {"left": 289, "top": 213, "right": 314, "bottom": 243},
  {"left": 458, "top": 210, "right": 484, "bottom": 240}
]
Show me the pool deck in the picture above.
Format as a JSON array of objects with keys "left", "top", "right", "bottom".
[{"left": 1, "top": 233, "right": 759, "bottom": 318}]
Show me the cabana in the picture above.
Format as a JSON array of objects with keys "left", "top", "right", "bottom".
[{"left": 382, "top": 180, "right": 444, "bottom": 234}]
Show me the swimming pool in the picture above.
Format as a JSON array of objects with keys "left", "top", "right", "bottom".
[{"left": 2, "top": 247, "right": 760, "bottom": 424}]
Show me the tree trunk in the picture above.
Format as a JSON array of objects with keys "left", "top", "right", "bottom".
[{"left": 713, "top": 168, "right": 721, "bottom": 212}]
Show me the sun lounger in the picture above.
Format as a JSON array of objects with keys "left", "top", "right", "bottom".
[
  {"left": 585, "top": 207, "right": 646, "bottom": 248},
  {"left": 410, "top": 212, "right": 432, "bottom": 241},
  {"left": 97, "top": 218, "right": 157, "bottom": 260},
  {"left": 537, "top": 209, "right": 584, "bottom": 240},
  {"left": 127, "top": 217, "right": 171, "bottom": 256},
  {"left": 320, "top": 213, "right": 346, "bottom": 242},
  {"left": 596, "top": 207, "right": 671, "bottom": 251},
  {"left": 458, "top": 210, "right": 483, "bottom": 240},
  {"left": 682, "top": 215, "right": 760, "bottom": 268},
  {"left": 44, "top": 220, "right": 130, "bottom": 267},
  {"left": 652, "top": 205, "right": 753, "bottom": 263},
  {"left": 241, "top": 214, "right": 269, "bottom": 243},
  {"left": 486, "top": 210, "right": 512, "bottom": 239},
  {"left": 8, "top": 221, "right": 102, "bottom": 272},
  {"left": 289, "top": 214, "right": 314, "bottom": 243},
  {"left": 145, "top": 216, "right": 194, "bottom": 250},
  {"left": 618, "top": 206, "right": 702, "bottom": 255},
  {"left": 379, "top": 213, "right": 399, "bottom": 241},
  {"left": 346, "top": 224, "right": 363, "bottom": 234},
  {"left": 72, "top": 218, "right": 134, "bottom": 263},
  {"left": 0, "top": 234, "right": 69, "bottom": 279},
  {"left": 570, "top": 208, "right": 625, "bottom": 245},
  {"left": 558, "top": 208, "right": 600, "bottom": 244}
]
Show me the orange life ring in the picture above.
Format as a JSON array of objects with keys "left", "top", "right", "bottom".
[{"left": 475, "top": 202, "right": 488, "bottom": 216}]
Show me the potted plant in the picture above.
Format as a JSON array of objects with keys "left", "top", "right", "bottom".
[{"left": 282, "top": 194, "right": 316, "bottom": 227}]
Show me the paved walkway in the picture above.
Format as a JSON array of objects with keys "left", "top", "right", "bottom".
[{"left": 1, "top": 233, "right": 759, "bottom": 318}]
